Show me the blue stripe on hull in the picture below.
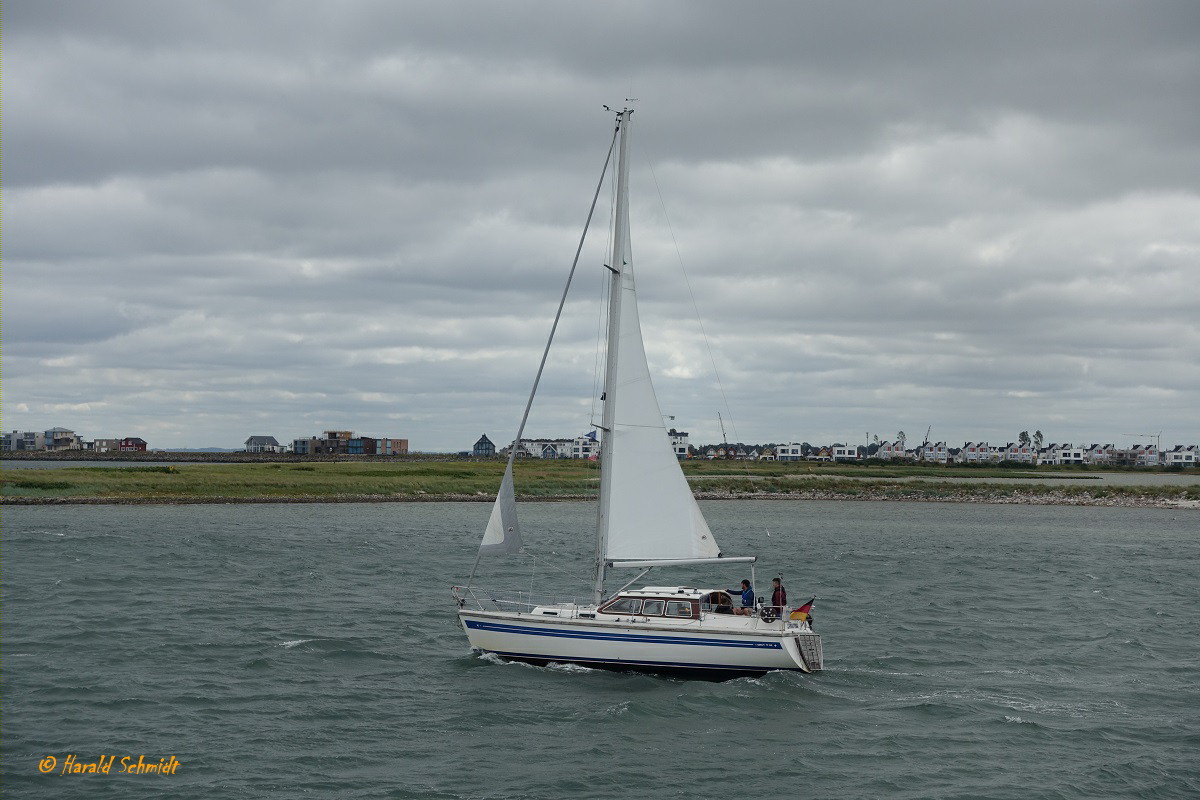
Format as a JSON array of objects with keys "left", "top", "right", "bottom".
[{"left": 464, "top": 618, "right": 783, "bottom": 650}]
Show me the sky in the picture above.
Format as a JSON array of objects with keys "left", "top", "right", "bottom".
[{"left": 4, "top": 1, "right": 1199, "bottom": 452}]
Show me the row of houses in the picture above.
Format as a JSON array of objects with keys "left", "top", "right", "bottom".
[
  {"left": 471, "top": 432, "right": 603, "bottom": 460},
  {"left": 2, "top": 428, "right": 147, "bottom": 453},
  {"left": 770, "top": 440, "right": 1198, "bottom": 467},
  {"left": 245, "top": 431, "right": 410, "bottom": 456},
  {"left": 469, "top": 429, "right": 1198, "bottom": 468},
  {"left": 470, "top": 430, "right": 691, "bottom": 461},
  {"left": 877, "top": 440, "right": 1196, "bottom": 467}
]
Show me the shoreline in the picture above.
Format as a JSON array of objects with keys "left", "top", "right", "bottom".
[{"left": 4, "top": 489, "right": 1197, "bottom": 509}]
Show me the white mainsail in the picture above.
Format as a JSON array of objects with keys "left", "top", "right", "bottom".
[{"left": 597, "top": 110, "right": 721, "bottom": 565}]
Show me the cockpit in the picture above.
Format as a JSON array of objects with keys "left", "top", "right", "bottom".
[{"left": 699, "top": 591, "right": 735, "bottom": 614}]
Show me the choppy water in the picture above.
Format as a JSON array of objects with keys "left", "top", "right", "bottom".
[{"left": 3, "top": 501, "right": 1198, "bottom": 799}]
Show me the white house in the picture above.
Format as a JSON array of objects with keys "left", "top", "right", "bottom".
[
  {"left": 1084, "top": 444, "right": 1116, "bottom": 466},
  {"left": 959, "top": 442, "right": 990, "bottom": 464},
  {"left": 918, "top": 442, "right": 950, "bottom": 463},
  {"left": 832, "top": 444, "right": 858, "bottom": 462},
  {"left": 245, "top": 435, "right": 284, "bottom": 453},
  {"left": 571, "top": 432, "right": 600, "bottom": 459},
  {"left": 775, "top": 443, "right": 805, "bottom": 461},
  {"left": 1163, "top": 445, "right": 1197, "bottom": 467},
  {"left": 1001, "top": 443, "right": 1037, "bottom": 463},
  {"left": 1130, "top": 444, "right": 1160, "bottom": 467},
  {"left": 516, "top": 438, "right": 574, "bottom": 459},
  {"left": 1040, "top": 444, "right": 1085, "bottom": 465},
  {"left": 667, "top": 429, "right": 690, "bottom": 460}
]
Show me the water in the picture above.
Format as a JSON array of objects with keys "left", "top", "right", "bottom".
[{"left": 3, "top": 501, "right": 1198, "bottom": 798}]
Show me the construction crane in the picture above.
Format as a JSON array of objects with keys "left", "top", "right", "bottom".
[{"left": 1122, "top": 431, "right": 1162, "bottom": 451}]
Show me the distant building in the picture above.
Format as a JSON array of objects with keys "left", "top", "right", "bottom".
[
  {"left": 1039, "top": 444, "right": 1085, "bottom": 465},
  {"left": 775, "top": 443, "right": 805, "bottom": 462},
  {"left": 832, "top": 444, "right": 858, "bottom": 462},
  {"left": 918, "top": 442, "right": 949, "bottom": 463},
  {"left": 1083, "top": 444, "right": 1116, "bottom": 466},
  {"left": 376, "top": 438, "right": 409, "bottom": 456},
  {"left": 292, "top": 431, "right": 407, "bottom": 456},
  {"left": 1164, "top": 445, "right": 1198, "bottom": 467},
  {"left": 45, "top": 428, "right": 83, "bottom": 451},
  {"left": 667, "top": 429, "right": 690, "bottom": 460},
  {"left": 472, "top": 435, "right": 496, "bottom": 457},
  {"left": 1130, "top": 444, "right": 1160, "bottom": 467},
  {"left": 1001, "top": 443, "right": 1037, "bottom": 464},
  {"left": 2, "top": 429, "right": 82, "bottom": 451},
  {"left": 119, "top": 437, "right": 148, "bottom": 452},
  {"left": 294, "top": 430, "right": 352, "bottom": 455},
  {"left": 510, "top": 438, "right": 574, "bottom": 459},
  {"left": 959, "top": 442, "right": 990, "bottom": 464},
  {"left": 347, "top": 436, "right": 409, "bottom": 455},
  {"left": 571, "top": 432, "right": 599, "bottom": 459},
  {"left": 245, "top": 435, "right": 284, "bottom": 453},
  {"left": 1, "top": 431, "right": 40, "bottom": 451}
]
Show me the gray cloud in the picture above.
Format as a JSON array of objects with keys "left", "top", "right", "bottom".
[{"left": 4, "top": 1, "right": 1198, "bottom": 450}]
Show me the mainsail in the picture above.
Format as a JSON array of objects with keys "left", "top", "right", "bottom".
[
  {"left": 597, "top": 110, "right": 721, "bottom": 565},
  {"left": 600, "top": 261, "right": 720, "bottom": 561}
]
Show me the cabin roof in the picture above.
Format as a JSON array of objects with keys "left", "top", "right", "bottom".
[{"left": 623, "top": 586, "right": 712, "bottom": 599}]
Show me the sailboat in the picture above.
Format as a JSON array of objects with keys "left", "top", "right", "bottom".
[{"left": 451, "top": 108, "right": 822, "bottom": 677}]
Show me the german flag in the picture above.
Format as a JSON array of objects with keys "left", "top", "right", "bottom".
[{"left": 789, "top": 597, "right": 815, "bottom": 621}]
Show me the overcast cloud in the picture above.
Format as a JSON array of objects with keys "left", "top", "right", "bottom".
[{"left": 4, "top": 1, "right": 1199, "bottom": 451}]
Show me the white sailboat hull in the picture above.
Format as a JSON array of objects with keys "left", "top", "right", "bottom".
[{"left": 458, "top": 609, "right": 822, "bottom": 677}]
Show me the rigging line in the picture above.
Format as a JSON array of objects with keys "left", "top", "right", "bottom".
[
  {"left": 523, "top": 550, "right": 592, "bottom": 586},
  {"left": 465, "top": 120, "right": 618, "bottom": 590},
  {"left": 585, "top": 146, "right": 621, "bottom": 496},
  {"left": 647, "top": 160, "right": 742, "bottom": 446},
  {"left": 508, "top": 121, "right": 620, "bottom": 454}
]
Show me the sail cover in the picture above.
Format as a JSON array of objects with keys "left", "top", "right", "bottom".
[{"left": 602, "top": 257, "right": 721, "bottom": 562}]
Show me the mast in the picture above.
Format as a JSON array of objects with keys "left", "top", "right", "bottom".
[{"left": 593, "top": 108, "right": 632, "bottom": 604}]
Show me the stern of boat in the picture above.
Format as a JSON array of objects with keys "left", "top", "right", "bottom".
[{"left": 792, "top": 632, "right": 823, "bottom": 672}]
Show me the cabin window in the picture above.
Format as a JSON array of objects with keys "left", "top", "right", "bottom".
[
  {"left": 665, "top": 601, "right": 693, "bottom": 618},
  {"left": 641, "top": 599, "right": 666, "bottom": 616},
  {"left": 602, "top": 597, "right": 642, "bottom": 614}
]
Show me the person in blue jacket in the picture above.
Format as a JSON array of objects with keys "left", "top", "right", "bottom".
[{"left": 728, "top": 579, "right": 754, "bottom": 615}]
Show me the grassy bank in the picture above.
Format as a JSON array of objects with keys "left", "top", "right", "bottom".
[
  {"left": 1, "top": 461, "right": 593, "bottom": 502},
  {"left": 3, "top": 459, "right": 1197, "bottom": 507}
]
